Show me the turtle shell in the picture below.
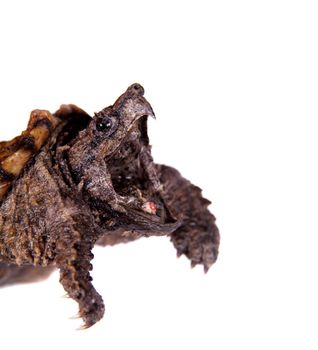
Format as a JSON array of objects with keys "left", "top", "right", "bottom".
[{"left": 0, "top": 104, "right": 91, "bottom": 201}]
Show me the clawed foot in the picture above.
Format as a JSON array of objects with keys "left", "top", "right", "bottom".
[
  {"left": 172, "top": 225, "right": 219, "bottom": 273},
  {"left": 77, "top": 291, "right": 105, "bottom": 329}
]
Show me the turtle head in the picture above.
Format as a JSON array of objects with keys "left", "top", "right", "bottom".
[
  {"left": 89, "top": 83, "right": 155, "bottom": 159},
  {"left": 68, "top": 84, "right": 155, "bottom": 179},
  {"left": 67, "top": 83, "right": 178, "bottom": 234}
]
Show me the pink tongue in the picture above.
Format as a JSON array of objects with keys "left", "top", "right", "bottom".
[{"left": 141, "top": 201, "right": 157, "bottom": 215}]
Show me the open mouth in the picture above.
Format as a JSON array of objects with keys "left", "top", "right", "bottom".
[{"left": 107, "top": 116, "right": 174, "bottom": 225}]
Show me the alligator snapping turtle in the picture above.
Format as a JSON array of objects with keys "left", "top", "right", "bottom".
[{"left": 0, "top": 84, "right": 219, "bottom": 328}]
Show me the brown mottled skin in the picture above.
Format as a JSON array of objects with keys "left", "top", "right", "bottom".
[{"left": 0, "top": 84, "right": 220, "bottom": 328}]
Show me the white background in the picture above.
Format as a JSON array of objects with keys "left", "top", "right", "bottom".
[{"left": 0, "top": 1, "right": 317, "bottom": 349}]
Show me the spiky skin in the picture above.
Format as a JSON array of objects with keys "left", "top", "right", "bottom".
[{"left": 0, "top": 84, "right": 219, "bottom": 328}]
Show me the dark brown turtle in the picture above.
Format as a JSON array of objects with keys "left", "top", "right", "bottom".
[{"left": 0, "top": 84, "right": 220, "bottom": 328}]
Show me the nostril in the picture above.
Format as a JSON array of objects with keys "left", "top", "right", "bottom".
[{"left": 130, "top": 83, "right": 144, "bottom": 96}]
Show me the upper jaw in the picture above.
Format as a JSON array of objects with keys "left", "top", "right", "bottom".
[
  {"left": 107, "top": 96, "right": 154, "bottom": 159},
  {"left": 113, "top": 83, "right": 155, "bottom": 121},
  {"left": 115, "top": 97, "right": 155, "bottom": 126},
  {"left": 109, "top": 84, "right": 155, "bottom": 153}
]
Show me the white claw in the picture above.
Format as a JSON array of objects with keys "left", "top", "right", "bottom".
[
  {"left": 76, "top": 324, "right": 89, "bottom": 331},
  {"left": 69, "top": 313, "right": 80, "bottom": 320}
]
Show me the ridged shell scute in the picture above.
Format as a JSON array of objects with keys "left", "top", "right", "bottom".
[{"left": 0, "top": 105, "right": 91, "bottom": 201}]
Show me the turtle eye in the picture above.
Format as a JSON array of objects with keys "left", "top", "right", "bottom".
[{"left": 96, "top": 117, "right": 113, "bottom": 132}]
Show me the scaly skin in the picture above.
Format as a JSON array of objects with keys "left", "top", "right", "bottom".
[{"left": 0, "top": 84, "right": 220, "bottom": 328}]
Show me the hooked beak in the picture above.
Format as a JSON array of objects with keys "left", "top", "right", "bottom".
[
  {"left": 113, "top": 83, "right": 156, "bottom": 121},
  {"left": 101, "top": 84, "right": 155, "bottom": 159}
]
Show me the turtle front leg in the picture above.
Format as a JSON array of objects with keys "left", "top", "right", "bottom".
[
  {"left": 55, "top": 223, "right": 105, "bottom": 328},
  {"left": 157, "top": 165, "right": 220, "bottom": 272}
]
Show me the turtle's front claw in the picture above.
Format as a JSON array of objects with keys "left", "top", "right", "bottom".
[{"left": 171, "top": 226, "right": 219, "bottom": 272}]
